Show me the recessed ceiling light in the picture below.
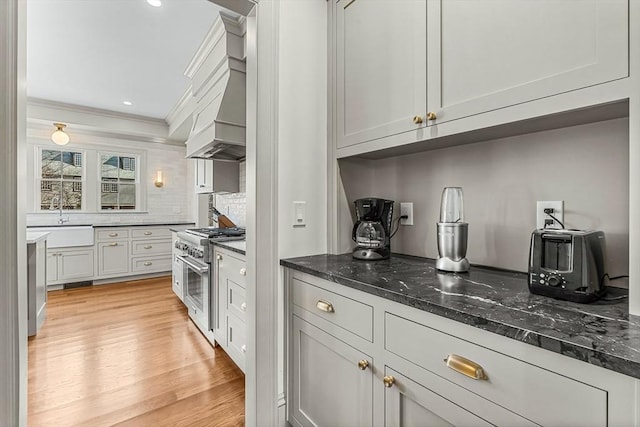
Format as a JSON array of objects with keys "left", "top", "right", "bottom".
[
  {"left": 146, "top": 0, "right": 162, "bottom": 7},
  {"left": 123, "top": 101, "right": 133, "bottom": 106}
]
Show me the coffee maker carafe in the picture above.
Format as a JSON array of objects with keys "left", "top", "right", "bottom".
[{"left": 352, "top": 198, "right": 394, "bottom": 260}]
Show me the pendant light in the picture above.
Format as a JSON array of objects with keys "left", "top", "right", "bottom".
[{"left": 51, "top": 123, "right": 70, "bottom": 145}]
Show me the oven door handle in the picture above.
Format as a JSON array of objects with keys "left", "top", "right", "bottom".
[{"left": 179, "top": 256, "right": 209, "bottom": 274}]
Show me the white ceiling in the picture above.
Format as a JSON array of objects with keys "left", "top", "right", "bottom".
[{"left": 27, "top": 0, "right": 231, "bottom": 120}]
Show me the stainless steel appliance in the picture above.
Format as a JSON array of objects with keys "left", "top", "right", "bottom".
[
  {"left": 436, "top": 187, "right": 470, "bottom": 272},
  {"left": 175, "top": 227, "right": 246, "bottom": 345},
  {"left": 352, "top": 198, "right": 394, "bottom": 260},
  {"left": 528, "top": 229, "right": 608, "bottom": 303}
]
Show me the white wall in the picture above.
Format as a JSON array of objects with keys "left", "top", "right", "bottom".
[
  {"left": 339, "top": 117, "right": 629, "bottom": 280},
  {"left": 25, "top": 132, "right": 195, "bottom": 226}
]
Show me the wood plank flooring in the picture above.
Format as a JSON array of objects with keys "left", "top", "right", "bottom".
[{"left": 28, "top": 276, "right": 245, "bottom": 427}]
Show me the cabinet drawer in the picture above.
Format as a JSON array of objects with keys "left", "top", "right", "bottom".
[
  {"left": 292, "top": 278, "right": 373, "bottom": 342},
  {"left": 131, "top": 255, "right": 172, "bottom": 273},
  {"left": 227, "top": 313, "right": 246, "bottom": 372},
  {"left": 228, "top": 280, "right": 247, "bottom": 322},
  {"left": 217, "top": 250, "right": 246, "bottom": 288},
  {"left": 96, "top": 229, "right": 129, "bottom": 241},
  {"left": 131, "top": 228, "right": 171, "bottom": 239},
  {"left": 131, "top": 239, "right": 171, "bottom": 256},
  {"left": 384, "top": 313, "right": 607, "bottom": 427}
]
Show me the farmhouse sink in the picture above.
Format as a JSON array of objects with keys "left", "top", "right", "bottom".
[{"left": 29, "top": 226, "right": 94, "bottom": 248}]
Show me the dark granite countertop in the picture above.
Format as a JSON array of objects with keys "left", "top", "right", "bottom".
[
  {"left": 213, "top": 240, "right": 246, "bottom": 256},
  {"left": 280, "top": 253, "right": 640, "bottom": 380}
]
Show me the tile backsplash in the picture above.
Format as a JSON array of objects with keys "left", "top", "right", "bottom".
[{"left": 209, "top": 192, "right": 247, "bottom": 227}]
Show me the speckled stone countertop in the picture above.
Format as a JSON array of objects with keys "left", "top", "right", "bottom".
[
  {"left": 213, "top": 240, "right": 246, "bottom": 256},
  {"left": 280, "top": 253, "right": 640, "bottom": 380}
]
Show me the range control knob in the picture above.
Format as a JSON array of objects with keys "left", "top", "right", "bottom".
[{"left": 547, "top": 276, "right": 561, "bottom": 287}]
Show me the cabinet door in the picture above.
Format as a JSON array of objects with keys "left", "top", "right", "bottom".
[
  {"left": 46, "top": 252, "right": 59, "bottom": 284},
  {"left": 384, "top": 367, "right": 490, "bottom": 427},
  {"left": 59, "top": 249, "right": 94, "bottom": 282},
  {"left": 427, "top": 0, "right": 628, "bottom": 124},
  {"left": 97, "top": 241, "right": 129, "bottom": 277},
  {"left": 195, "top": 159, "right": 212, "bottom": 193},
  {"left": 290, "top": 316, "right": 373, "bottom": 427},
  {"left": 227, "top": 313, "right": 246, "bottom": 373},
  {"left": 336, "top": 0, "right": 427, "bottom": 148}
]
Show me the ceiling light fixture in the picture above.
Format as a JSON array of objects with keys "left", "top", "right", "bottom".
[
  {"left": 146, "top": 0, "right": 162, "bottom": 7},
  {"left": 51, "top": 123, "right": 70, "bottom": 145},
  {"left": 123, "top": 101, "right": 133, "bottom": 106}
]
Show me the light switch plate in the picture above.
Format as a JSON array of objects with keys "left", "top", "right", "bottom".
[{"left": 293, "top": 201, "right": 306, "bottom": 227}]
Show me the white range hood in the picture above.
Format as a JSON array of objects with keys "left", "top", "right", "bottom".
[{"left": 185, "top": 13, "right": 246, "bottom": 161}]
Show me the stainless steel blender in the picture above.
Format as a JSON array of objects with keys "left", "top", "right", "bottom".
[{"left": 436, "top": 187, "right": 470, "bottom": 272}]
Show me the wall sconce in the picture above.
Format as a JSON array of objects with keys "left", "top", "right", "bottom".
[
  {"left": 154, "top": 170, "right": 164, "bottom": 188},
  {"left": 51, "top": 123, "right": 70, "bottom": 145}
]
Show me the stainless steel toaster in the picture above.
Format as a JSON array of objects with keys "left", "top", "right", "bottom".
[{"left": 528, "top": 229, "right": 608, "bottom": 303}]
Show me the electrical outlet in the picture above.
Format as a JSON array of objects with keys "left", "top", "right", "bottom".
[
  {"left": 400, "top": 202, "right": 413, "bottom": 226},
  {"left": 536, "top": 201, "right": 564, "bottom": 229}
]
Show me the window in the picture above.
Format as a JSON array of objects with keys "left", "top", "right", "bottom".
[
  {"left": 40, "top": 149, "right": 84, "bottom": 210},
  {"left": 100, "top": 154, "right": 138, "bottom": 210}
]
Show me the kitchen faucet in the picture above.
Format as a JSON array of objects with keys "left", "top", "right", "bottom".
[{"left": 50, "top": 196, "right": 69, "bottom": 224}]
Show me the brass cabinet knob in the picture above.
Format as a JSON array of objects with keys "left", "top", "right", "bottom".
[
  {"left": 144, "top": 231, "right": 152, "bottom": 236},
  {"left": 241, "top": 345, "right": 246, "bottom": 353},
  {"left": 109, "top": 233, "right": 118, "bottom": 237},
  {"left": 109, "top": 242, "right": 118, "bottom": 247},
  {"left": 240, "top": 267, "right": 247, "bottom": 276},
  {"left": 426, "top": 111, "right": 437, "bottom": 121},
  {"left": 383, "top": 375, "right": 395, "bottom": 388},
  {"left": 443, "top": 354, "right": 488, "bottom": 380},
  {"left": 144, "top": 245, "right": 152, "bottom": 249},
  {"left": 144, "top": 262, "right": 152, "bottom": 266},
  {"left": 412, "top": 115, "right": 423, "bottom": 124},
  {"left": 241, "top": 302, "right": 247, "bottom": 312},
  {"left": 216, "top": 254, "right": 222, "bottom": 260},
  {"left": 358, "top": 360, "right": 369, "bottom": 370},
  {"left": 316, "top": 300, "right": 335, "bottom": 313}
]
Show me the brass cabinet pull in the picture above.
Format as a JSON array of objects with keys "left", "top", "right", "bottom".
[
  {"left": 241, "top": 302, "right": 247, "bottom": 312},
  {"left": 240, "top": 267, "right": 247, "bottom": 276},
  {"left": 358, "top": 360, "right": 369, "bottom": 370},
  {"left": 316, "top": 300, "right": 334, "bottom": 313},
  {"left": 144, "top": 245, "right": 152, "bottom": 249},
  {"left": 444, "top": 354, "right": 488, "bottom": 380},
  {"left": 412, "top": 115, "right": 423, "bottom": 124},
  {"left": 383, "top": 375, "right": 395, "bottom": 388},
  {"left": 109, "top": 242, "right": 118, "bottom": 247},
  {"left": 144, "top": 262, "right": 153, "bottom": 266},
  {"left": 216, "top": 254, "right": 222, "bottom": 260},
  {"left": 109, "top": 233, "right": 118, "bottom": 237},
  {"left": 426, "top": 111, "right": 437, "bottom": 121},
  {"left": 144, "top": 231, "right": 152, "bottom": 235}
]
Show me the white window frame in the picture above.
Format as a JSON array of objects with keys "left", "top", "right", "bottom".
[
  {"left": 36, "top": 146, "right": 87, "bottom": 212},
  {"left": 97, "top": 151, "right": 145, "bottom": 211}
]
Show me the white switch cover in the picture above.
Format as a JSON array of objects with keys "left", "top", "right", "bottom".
[
  {"left": 293, "top": 201, "right": 306, "bottom": 227},
  {"left": 400, "top": 202, "right": 413, "bottom": 226}
]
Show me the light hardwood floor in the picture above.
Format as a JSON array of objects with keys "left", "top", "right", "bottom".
[{"left": 28, "top": 276, "right": 245, "bottom": 427}]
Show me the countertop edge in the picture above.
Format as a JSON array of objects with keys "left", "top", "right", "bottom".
[
  {"left": 213, "top": 241, "right": 246, "bottom": 256},
  {"left": 279, "top": 258, "right": 640, "bottom": 380}
]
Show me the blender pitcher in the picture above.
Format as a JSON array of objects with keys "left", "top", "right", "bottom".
[{"left": 436, "top": 187, "right": 470, "bottom": 272}]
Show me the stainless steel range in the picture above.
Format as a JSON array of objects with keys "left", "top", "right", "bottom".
[{"left": 175, "top": 227, "right": 245, "bottom": 345}]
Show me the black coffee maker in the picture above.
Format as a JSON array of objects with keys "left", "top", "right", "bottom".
[{"left": 352, "top": 198, "right": 394, "bottom": 260}]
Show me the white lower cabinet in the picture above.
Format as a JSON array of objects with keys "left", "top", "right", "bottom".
[
  {"left": 46, "top": 247, "right": 94, "bottom": 286},
  {"left": 290, "top": 315, "right": 373, "bottom": 427},
  {"left": 212, "top": 246, "right": 247, "bottom": 372},
  {"left": 97, "top": 241, "right": 129, "bottom": 276},
  {"left": 286, "top": 270, "right": 638, "bottom": 427}
]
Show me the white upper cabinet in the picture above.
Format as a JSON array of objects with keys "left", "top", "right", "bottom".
[
  {"left": 336, "top": 0, "right": 428, "bottom": 148},
  {"left": 334, "top": 0, "right": 629, "bottom": 153},
  {"left": 427, "top": 0, "right": 628, "bottom": 125}
]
